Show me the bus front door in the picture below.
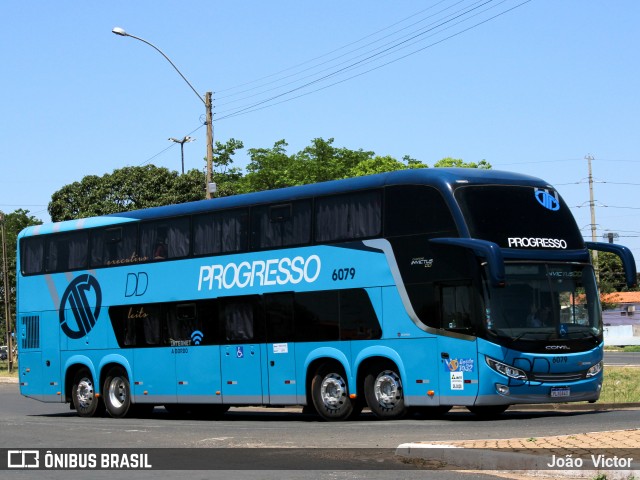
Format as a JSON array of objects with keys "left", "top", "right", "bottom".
[
  {"left": 437, "top": 336, "right": 479, "bottom": 407},
  {"left": 266, "top": 342, "right": 297, "bottom": 404}
]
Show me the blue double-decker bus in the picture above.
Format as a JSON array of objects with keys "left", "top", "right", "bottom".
[{"left": 16, "top": 168, "right": 636, "bottom": 420}]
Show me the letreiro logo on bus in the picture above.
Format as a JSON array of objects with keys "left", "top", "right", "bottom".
[
  {"left": 534, "top": 188, "right": 560, "bottom": 211},
  {"left": 59, "top": 274, "right": 103, "bottom": 339},
  {"left": 198, "top": 255, "right": 322, "bottom": 291}
]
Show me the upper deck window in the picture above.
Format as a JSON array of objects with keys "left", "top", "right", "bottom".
[
  {"left": 140, "top": 217, "right": 190, "bottom": 260},
  {"left": 315, "top": 190, "right": 381, "bottom": 242},
  {"left": 193, "top": 209, "right": 249, "bottom": 256},
  {"left": 21, "top": 237, "right": 44, "bottom": 275},
  {"left": 90, "top": 224, "right": 138, "bottom": 267},
  {"left": 46, "top": 232, "right": 88, "bottom": 272},
  {"left": 251, "top": 200, "right": 311, "bottom": 249},
  {"left": 385, "top": 185, "right": 457, "bottom": 237}
]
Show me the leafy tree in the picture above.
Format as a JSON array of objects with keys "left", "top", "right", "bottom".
[
  {"left": 49, "top": 165, "right": 205, "bottom": 221},
  {"left": 433, "top": 157, "right": 492, "bottom": 169},
  {"left": 211, "top": 138, "right": 245, "bottom": 197},
  {"left": 0, "top": 210, "right": 42, "bottom": 344}
]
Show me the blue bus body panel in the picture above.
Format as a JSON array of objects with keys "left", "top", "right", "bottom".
[{"left": 475, "top": 338, "right": 602, "bottom": 405}]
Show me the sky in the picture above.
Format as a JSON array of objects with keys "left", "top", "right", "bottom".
[{"left": 1, "top": 1, "right": 639, "bottom": 268}]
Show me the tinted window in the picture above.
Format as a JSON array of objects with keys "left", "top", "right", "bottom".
[
  {"left": 46, "top": 232, "right": 88, "bottom": 272},
  {"left": 315, "top": 190, "right": 382, "bottom": 242},
  {"left": 140, "top": 217, "right": 190, "bottom": 260},
  {"left": 455, "top": 185, "right": 584, "bottom": 249},
  {"left": 21, "top": 237, "right": 44, "bottom": 275},
  {"left": 193, "top": 209, "right": 248, "bottom": 256},
  {"left": 340, "top": 289, "right": 382, "bottom": 340},
  {"left": 90, "top": 224, "right": 139, "bottom": 267},
  {"left": 219, "top": 296, "right": 263, "bottom": 343},
  {"left": 385, "top": 185, "right": 457, "bottom": 236},
  {"left": 296, "top": 291, "right": 339, "bottom": 342},
  {"left": 264, "top": 293, "right": 295, "bottom": 343},
  {"left": 251, "top": 201, "right": 311, "bottom": 249}
]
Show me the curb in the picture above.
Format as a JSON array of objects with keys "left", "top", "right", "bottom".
[{"left": 0, "top": 376, "right": 18, "bottom": 384}]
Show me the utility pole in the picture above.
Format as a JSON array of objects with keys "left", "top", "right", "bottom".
[
  {"left": 0, "top": 212, "right": 12, "bottom": 373},
  {"left": 586, "top": 154, "right": 599, "bottom": 282}
]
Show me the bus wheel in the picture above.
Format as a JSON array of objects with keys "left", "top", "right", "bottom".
[
  {"left": 466, "top": 405, "right": 509, "bottom": 418},
  {"left": 364, "top": 365, "right": 406, "bottom": 419},
  {"left": 72, "top": 368, "right": 104, "bottom": 418},
  {"left": 103, "top": 367, "right": 132, "bottom": 418},
  {"left": 311, "top": 365, "right": 353, "bottom": 421}
]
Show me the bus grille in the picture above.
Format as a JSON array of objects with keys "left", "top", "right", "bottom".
[
  {"left": 529, "top": 372, "right": 585, "bottom": 382},
  {"left": 21, "top": 315, "right": 40, "bottom": 349}
]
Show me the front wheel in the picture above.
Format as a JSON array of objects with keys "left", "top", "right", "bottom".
[
  {"left": 364, "top": 364, "right": 406, "bottom": 419},
  {"left": 72, "top": 368, "right": 104, "bottom": 418},
  {"left": 311, "top": 364, "right": 353, "bottom": 421},
  {"left": 103, "top": 367, "right": 132, "bottom": 418}
]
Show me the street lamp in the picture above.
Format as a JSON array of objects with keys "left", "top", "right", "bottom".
[
  {"left": 168, "top": 136, "right": 195, "bottom": 174},
  {"left": 0, "top": 211, "right": 12, "bottom": 373},
  {"left": 112, "top": 27, "right": 216, "bottom": 198}
]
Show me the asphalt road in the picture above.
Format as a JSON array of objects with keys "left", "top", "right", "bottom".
[
  {"left": 1, "top": 383, "right": 639, "bottom": 479},
  {"left": 604, "top": 350, "right": 640, "bottom": 366}
]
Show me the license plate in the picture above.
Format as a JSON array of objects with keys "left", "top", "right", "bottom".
[{"left": 550, "top": 387, "right": 570, "bottom": 398}]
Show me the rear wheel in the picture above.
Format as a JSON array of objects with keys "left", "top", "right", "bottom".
[
  {"left": 103, "top": 367, "right": 132, "bottom": 418},
  {"left": 364, "top": 363, "right": 406, "bottom": 419},
  {"left": 311, "top": 364, "right": 353, "bottom": 421},
  {"left": 466, "top": 405, "right": 509, "bottom": 418},
  {"left": 72, "top": 368, "right": 104, "bottom": 418}
]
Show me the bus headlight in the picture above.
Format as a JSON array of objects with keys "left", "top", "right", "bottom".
[
  {"left": 486, "top": 357, "right": 528, "bottom": 380},
  {"left": 586, "top": 361, "right": 603, "bottom": 378}
]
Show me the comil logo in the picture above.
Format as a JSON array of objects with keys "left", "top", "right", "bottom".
[
  {"left": 534, "top": 188, "right": 560, "bottom": 211},
  {"left": 59, "top": 274, "right": 102, "bottom": 339}
]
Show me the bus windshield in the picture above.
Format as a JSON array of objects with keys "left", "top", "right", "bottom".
[{"left": 483, "top": 263, "right": 601, "bottom": 345}]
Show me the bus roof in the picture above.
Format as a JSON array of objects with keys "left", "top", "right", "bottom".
[{"left": 21, "top": 168, "right": 550, "bottom": 237}]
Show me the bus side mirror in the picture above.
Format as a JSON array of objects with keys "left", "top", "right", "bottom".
[{"left": 585, "top": 242, "right": 637, "bottom": 288}]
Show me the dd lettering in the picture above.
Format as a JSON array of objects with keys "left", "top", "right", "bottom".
[{"left": 125, "top": 272, "right": 148, "bottom": 297}]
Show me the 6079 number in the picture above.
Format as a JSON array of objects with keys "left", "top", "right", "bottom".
[{"left": 332, "top": 268, "right": 356, "bottom": 281}]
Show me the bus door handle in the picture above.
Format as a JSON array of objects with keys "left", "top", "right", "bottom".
[
  {"left": 270, "top": 361, "right": 275, "bottom": 367},
  {"left": 441, "top": 352, "right": 450, "bottom": 360}
]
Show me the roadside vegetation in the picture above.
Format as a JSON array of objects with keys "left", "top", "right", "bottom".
[{"left": 599, "top": 367, "right": 640, "bottom": 403}]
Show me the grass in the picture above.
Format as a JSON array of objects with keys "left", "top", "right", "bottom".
[
  {"left": 604, "top": 345, "right": 640, "bottom": 352},
  {"left": 599, "top": 367, "right": 640, "bottom": 404},
  {"left": 0, "top": 359, "right": 18, "bottom": 377}
]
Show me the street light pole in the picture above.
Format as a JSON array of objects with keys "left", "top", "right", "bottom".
[
  {"left": 168, "top": 136, "right": 195, "bottom": 174},
  {"left": 0, "top": 212, "right": 12, "bottom": 373},
  {"left": 112, "top": 27, "right": 215, "bottom": 198}
]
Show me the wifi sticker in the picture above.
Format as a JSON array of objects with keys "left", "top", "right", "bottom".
[{"left": 191, "top": 330, "right": 204, "bottom": 345}]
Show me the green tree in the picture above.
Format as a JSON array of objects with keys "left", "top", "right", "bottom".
[
  {"left": 433, "top": 157, "right": 492, "bottom": 169},
  {"left": 0, "top": 210, "right": 42, "bottom": 344},
  {"left": 211, "top": 138, "right": 245, "bottom": 197},
  {"left": 48, "top": 165, "right": 205, "bottom": 221}
]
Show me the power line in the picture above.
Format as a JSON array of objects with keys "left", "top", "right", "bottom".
[{"left": 215, "top": 0, "right": 531, "bottom": 122}]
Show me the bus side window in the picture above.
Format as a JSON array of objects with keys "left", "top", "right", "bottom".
[
  {"left": 220, "top": 296, "right": 262, "bottom": 343},
  {"left": 140, "top": 218, "right": 190, "bottom": 261},
  {"left": 21, "top": 237, "right": 44, "bottom": 274},
  {"left": 441, "top": 285, "right": 472, "bottom": 331},
  {"left": 339, "top": 289, "right": 382, "bottom": 340},
  {"left": 264, "top": 293, "right": 295, "bottom": 343}
]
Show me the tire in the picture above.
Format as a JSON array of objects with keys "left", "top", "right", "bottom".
[
  {"left": 71, "top": 368, "right": 104, "bottom": 418},
  {"left": 103, "top": 367, "right": 132, "bottom": 418},
  {"left": 311, "top": 364, "right": 353, "bottom": 421},
  {"left": 364, "top": 363, "right": 406, "bottom": 419},
  {"left": 466, "top": 405, "right": 509, "bottom": 418}
]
